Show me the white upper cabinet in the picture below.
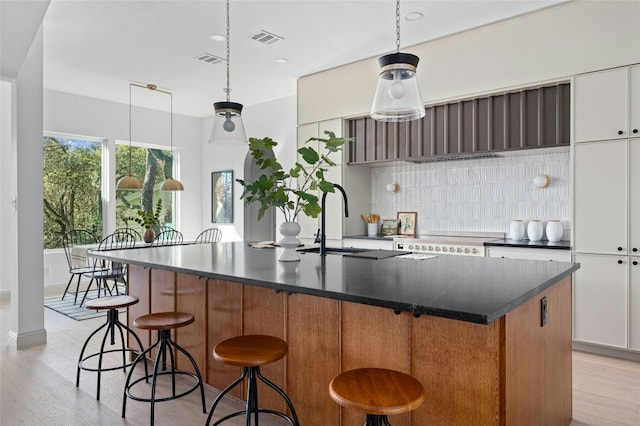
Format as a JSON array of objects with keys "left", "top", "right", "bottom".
[{"left": 574, "top": 66, "right": 639, "bottom": 143}]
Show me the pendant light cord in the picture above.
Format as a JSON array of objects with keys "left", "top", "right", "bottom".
[
  {"left": 395, "top": 0, "right": 401, "bottom": 53},
  {"left": 128, "top": 83, "right": 133, "bottom": 176},
  {"left": 225, "top": 0, "right": 231, "bottom": 102}
]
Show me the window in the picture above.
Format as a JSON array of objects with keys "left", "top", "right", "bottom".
[
  {"left": 115, "top": 144, "right": 177, "bottom": 235},
  {"left": 43, "top": 135, "right": 179, "bottom": 249},
  {"left": 43, "top": 135, "right": 102, "bottom": 249}
]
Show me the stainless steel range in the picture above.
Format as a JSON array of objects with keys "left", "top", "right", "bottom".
[{"left": 393, "top": 231, "right": 504, "bottom": 257}]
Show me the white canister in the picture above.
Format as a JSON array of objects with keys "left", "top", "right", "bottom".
[
  {"left": 367, "top": 223, "right": 378, "bottom": 237},
  {"left": 527, "top": 220, "right": 543, "bottom": 241},
  {"left": 546, "top": 220, "right": 563, "bottom": 242},
  {"left": 509, "top": 220, "right": 526, "bottom": 241}
]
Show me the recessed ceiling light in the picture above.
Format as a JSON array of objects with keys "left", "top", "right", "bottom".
[
  {"left": 405, "top": 12, "right": 423, "bottom": 21},
  {"left": 275, "top": 58, "right": 288, "bottom": 64},
  {"left": 209, "top": 34, "right": 226, "bottom": 42}
]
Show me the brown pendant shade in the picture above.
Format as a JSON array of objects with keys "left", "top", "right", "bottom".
[
  {"left": 117, "top": 175, "right": 143, "bottom": 190},
  {"left": 160, "top": 178, "right": 184, "bottom": 191}
]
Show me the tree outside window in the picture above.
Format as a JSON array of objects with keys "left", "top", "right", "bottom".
[
  {"left": 43, "top": 136, "right": 102, "bottom": 249},
  {"left": 43, "top": 136, "right": 178, "bottom": 249}
]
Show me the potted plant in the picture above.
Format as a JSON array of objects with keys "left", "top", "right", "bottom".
[
  {"left": 237, "top": 130, "right": 346, "bottom": 260},
  {"left": 126, "top": 198, "right": 163, "bottom": 243}
]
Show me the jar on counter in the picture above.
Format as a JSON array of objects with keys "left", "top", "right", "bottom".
[
  {"left": 509, "top": 220, "right": 526, "bottom": 241},
  {"left": 546, "top": 220, "right": 563, "bottom": 242},
  {"left": 527, "top": 220, "right": 543, "bottom": 241}
]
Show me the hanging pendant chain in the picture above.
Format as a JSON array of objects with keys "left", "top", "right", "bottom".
[
  {"left": 395, "top": 0, "right": 401, "bottom": 53},
  {"left": 224, "top": 0, "right": 231, "bottom": 101}
]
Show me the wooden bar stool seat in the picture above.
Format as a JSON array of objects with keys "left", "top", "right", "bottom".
[
  {"left": 76, "top": 295, "right": 147, "bottom": 400},
  {"left": 205, "top": 335, "right": 299, "bottom": 426},
  {"left": 122, "top": 311, "right": 206, "bottom": 426},
  {"left": 329, "top": 368, "right": 425, "bottom": 426}
]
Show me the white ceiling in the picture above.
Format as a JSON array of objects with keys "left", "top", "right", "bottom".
[{"left": 41, "top": 0, "right": 566, "bottom": 117}]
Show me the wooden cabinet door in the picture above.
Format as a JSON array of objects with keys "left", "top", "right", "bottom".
[
  {"left": 574, "top": 67, "right": 628, "bottom": 143},
  {"left": 174, "top": 273, "right": 207, "bottom": 375},
  {"left": 573, "top": 253, "right": 628, "bottom": 348},
  {"left": 630, "top": 257, "right": 640, "bottom": 350},
  {"left": 573, "top": 140, "right": 627, "bottom": 254},
  {"left": 286, "top": 293, "right": 340, "bottom": 426}
]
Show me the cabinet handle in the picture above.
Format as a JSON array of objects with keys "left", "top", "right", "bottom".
[
  {"left": 633, "top": 129, "right": 638, "bottom": 134},
  {"left": 618, "top": 247, "right": 623, "bottom": 251},
  {"left": 633, "top": 261, "right": 638, "bottom": 266},
  {"left": 618, "top": 130, "right": 624, "bottom": 135},
  {"left": 618, "top": 260, "right": 624, "bottom": 265},
  {"left": 634, "top": 248, "right": 638, "bottom": 252}
]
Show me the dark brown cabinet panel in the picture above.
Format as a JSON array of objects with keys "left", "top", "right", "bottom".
[{"left": 348, "top": 82, "right": 569, "bottom": 164}]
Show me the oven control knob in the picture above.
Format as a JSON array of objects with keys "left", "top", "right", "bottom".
[
  {"left": 420, "top": 245, "right": 425, "bottom": 250},
  {"left": 408, "top": 244, "right": 414, "bottom": 250},
  {"left": 472, "top": 248, "right": 478, "bottom": 254},
  {"left": 442, "top": 247, "right": 448, "bottom": 252},
  {"left": 435, "top": 247, "right": 440, "bottom": 252},
  {"left": 457, "top": 247, "right": 462, "bottom": 253},
  {"left": 428, "top": 246, "right": 434, "bottom": 251},
  {"left": 450, "top": 247, "right": 455, "bottom": 252},
  {"left": 464, "top": 248, "right": 470, "bottom": 253}
]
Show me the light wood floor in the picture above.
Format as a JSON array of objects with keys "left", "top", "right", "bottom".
[{"left": 1, "top": 299, "right": 639, "bottom": 425}]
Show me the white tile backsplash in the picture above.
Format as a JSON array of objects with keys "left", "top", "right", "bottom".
[{"left": 371, "top": 150, "right": 571, "bottom": 238}]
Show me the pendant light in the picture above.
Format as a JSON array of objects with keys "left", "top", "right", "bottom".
[
  {"left": 153, "top": 84, "right": 184, "bottom": 191},
  {"left": 208, "top": 0, "right": 246, "bottom": 145},
  {"left": 116, "top": 83, "right": 144, "bottom": 190},
  {"left": 370, "top": 0, "right": 426, "bottom": 122}
]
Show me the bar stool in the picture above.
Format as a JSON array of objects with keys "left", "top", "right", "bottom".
[
  {"left": 122, "top": 312, "right": 206, "bottom": 426},
  {"left": 329, "top": 368, "right": 425, "bottom": 426},
  {"left": 205, "top": 334, "right": 299, "bottom": 426},
  {"left": 76, "top": 295, "right": 147, "bottom": 400}
]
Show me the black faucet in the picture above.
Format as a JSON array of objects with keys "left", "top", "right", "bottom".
[{"left": 315, "top": 183, "right": 349, "bottom": 256}]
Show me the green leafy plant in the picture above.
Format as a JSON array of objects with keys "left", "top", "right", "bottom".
[
  {"left": 237, "top": 130, "right": 346, "bottom": 222},
  {"left": 126, "top": 198, "right": 163, "bottom": 230}
]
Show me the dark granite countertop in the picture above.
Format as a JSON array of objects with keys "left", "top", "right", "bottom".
[
  {"left": 92, "top": 242, "right": 579, "bottom": 325},
  {"left": 484, "top": 239, "right": 572, "bottom": 250}
]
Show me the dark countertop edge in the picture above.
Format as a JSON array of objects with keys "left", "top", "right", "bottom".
[
  {"left": 93, "top": 248, "right": 580, "bottom": 326},
  {"left": 484, "top": 239, "right": 572, "bottom": 250}
]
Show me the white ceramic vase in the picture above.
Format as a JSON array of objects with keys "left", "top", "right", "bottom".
[
  {"left": 509, "top": 220, "right": 525, "bottom": 240},
  {"left": 546, "top": 220, "right": 563, "bottom": 242},
  {"left": 278, "top": 221, "right": 301, "bottom": 262},
  {"left": 527, "top": 220, "right": 543, "bottom": 241}
]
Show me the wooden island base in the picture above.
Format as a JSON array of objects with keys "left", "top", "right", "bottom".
[{"left": 126, "top": 264, "right": 572, "bottom": 426}]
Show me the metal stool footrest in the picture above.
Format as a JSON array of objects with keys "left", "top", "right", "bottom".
[
  {"left": 76, "top": 308, "right": 147, "bottom": 400},
  {"left": 206, "top": 366, "right": 299, "bottom": 426},
  {"left": 122, "top": 329, "right": 206, "bottom": 426}
]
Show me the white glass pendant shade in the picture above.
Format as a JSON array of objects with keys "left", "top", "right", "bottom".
[
  {"left": 117, "top": 175, "right": 143, "bottom": 190},
  {"left": 209, "top": 101, "right": 247, "bottom": 144},
  {"left": 371, "top": 52, "right": 425, "bottom": 122}
]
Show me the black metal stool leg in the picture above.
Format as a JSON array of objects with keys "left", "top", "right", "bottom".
[
  {"left": 365, "top": 414, "right": 392, "bottom": 426},
  {"left": 123, "top": 329, "right": 205, "bottom": 426},
  {"left": 205, "top": 369, "right": 248, "bottom": 426},
  {"left": 77, "top": 308, "right": 146, "bottom": 400}
]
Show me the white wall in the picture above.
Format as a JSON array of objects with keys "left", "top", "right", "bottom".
[
  {"left": 0, "top": 80, "right": 15, "bottom": 296},
  {"left": 200, "top": 95, "right": 297, "bottom": 241}
]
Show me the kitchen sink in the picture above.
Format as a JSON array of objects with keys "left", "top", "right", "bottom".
[
  {"left": 297, "top": 247, "right": 404, "bottom": 259},
  {"left": 297, "top": 247, "right": 367, "bottom": 255}
]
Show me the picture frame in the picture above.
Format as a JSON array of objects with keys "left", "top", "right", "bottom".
[
  {"left": 381, "top": 219, "right": 399, "bottom": 236},
  {"left": 397, "top": 212, "right": 417, "bottom": 237},
  {"left": 211, "top": 170, "right": 233, "bottom": 223}
]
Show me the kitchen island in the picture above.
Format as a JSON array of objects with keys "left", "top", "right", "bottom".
[{"left": 93, "top": 242, "right": 579, "bottom": 426}]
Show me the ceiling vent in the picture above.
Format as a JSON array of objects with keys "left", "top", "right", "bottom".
[
  {"left": 195, "top": 53, "right": 225, "bottom": 65},
  {"left": 249, "top": 30, "right": 284, "bottom": 45}
]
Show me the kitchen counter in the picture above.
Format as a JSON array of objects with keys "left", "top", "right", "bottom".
[
  {"left": 94, "top": 242, "right": 578, "bottom": 425},
  {"left": 93, "top": 242, "right": 578, "bottom": 324},
  {"left": 485, "top": 238, "right": 572, "bottom": 250}
]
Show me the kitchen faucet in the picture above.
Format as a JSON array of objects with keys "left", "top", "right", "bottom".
[{"left": 315, "top": 183, "right": 349, "bottom": 256}]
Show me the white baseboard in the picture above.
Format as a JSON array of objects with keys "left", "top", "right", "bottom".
[
  {"left": 573, "top": 341, "right": 640, "bottom": 362},
  {"left": 8, "top": 328, "right": 48, "bottom": 349}
]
